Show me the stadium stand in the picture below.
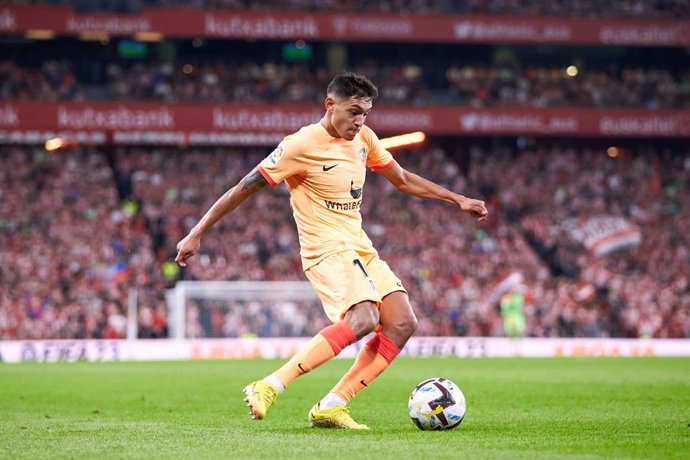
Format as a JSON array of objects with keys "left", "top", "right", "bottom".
[
  {"left": 2, "top": 59, "right": 688, "bottom": 109},
  {"left": 0, "top": 1, "right": 688, "bottom": 341},
  {"left": 1, "top": 143, "right": 688, "bottom": 339}
]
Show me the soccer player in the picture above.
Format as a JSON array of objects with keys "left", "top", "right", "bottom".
[{"left": 175, "top": 72, "right": 488, "bottom": 429}]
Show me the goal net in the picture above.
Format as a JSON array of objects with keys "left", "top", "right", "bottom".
[{"left": 167, "top": 281, "right": 324, "bottom": 339}]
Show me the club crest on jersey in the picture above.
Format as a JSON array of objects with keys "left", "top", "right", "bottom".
[
  {"left": 358, "top": 147, "right": 366, "bottom": 164},
  {"left": 350, "top": 180, "right": 363, "bottom": 199},
  {"left": 267, "top": 143, "right": 286, "bottom": 165}
]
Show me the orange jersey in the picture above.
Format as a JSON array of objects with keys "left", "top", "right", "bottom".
[{"left": 258, "top": 123, "right": 395, "bottom": 270}]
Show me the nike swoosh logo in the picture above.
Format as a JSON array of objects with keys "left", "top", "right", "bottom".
[
  {"left": 322, "top": 164, "right": 338, "bottom": 171},
  {"left": 298, "top": 363, "right": 307, "bottom": 374},
  {"left": 360, "top": 380, "right": 368, "bottom": 387}
]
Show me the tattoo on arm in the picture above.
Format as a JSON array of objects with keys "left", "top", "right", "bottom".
[{"left": 241, "top": 169, "right": 269, "bottom": 192}]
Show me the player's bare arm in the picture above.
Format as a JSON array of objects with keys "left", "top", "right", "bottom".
[
  {"left": 377, "top": 162, "right": 488, "bottom": 222},
  {"left": 175, "top": 166, "right": 269, "bottom": 267}
]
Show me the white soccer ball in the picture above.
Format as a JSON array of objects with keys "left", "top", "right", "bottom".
[{"left": 408, "top": 377, "right": 466, "bottom": 430}]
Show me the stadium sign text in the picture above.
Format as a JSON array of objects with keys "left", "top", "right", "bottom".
[
  {"left": 2, "top": 6, "right": 689, "bottom": 47},
  {"left": 16, "top": 341, "right": 120, "bottom": 363},
  {"left": 599, "top": 25, "right": 686, "bottom": 46},
  {"left": 57, "top": 106, "right": 175, "bottom": 130},
  {"left": 0, "top": 338, "right": 688, "bottom": 363},
  {"left": 599, "top": 115, "right": 688, "bottom": 136},
  {"left": 3, "top": 103, "right": 689, "bottom": 146},
  {"left": 205, "top": 14, "right": 319, "bottom": 38},
  {"left": 212, "top": 108, "right": 321, "bottom": 132},
  {"left": 66, "top": 16, "right": 151, "bottom": 34}
]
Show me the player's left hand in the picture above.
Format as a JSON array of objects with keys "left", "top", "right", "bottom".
[{"left": 459, "top": 197, "right": 488, "bottom": 222}]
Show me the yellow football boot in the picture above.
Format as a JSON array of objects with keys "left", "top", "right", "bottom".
[
  {"left": 243, "top": 380, "right": 278, "bottom": 420},
  {"left": 308, "top": 403, "right": 369, "bottom": 430}
]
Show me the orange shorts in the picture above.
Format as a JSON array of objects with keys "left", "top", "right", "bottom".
[{"left": 305, "top": 249, "right": 407, "bottom": 323}]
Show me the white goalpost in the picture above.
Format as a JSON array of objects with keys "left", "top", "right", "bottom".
[{"left": 167, "top": 281, "right": 320, "bottom": 339}]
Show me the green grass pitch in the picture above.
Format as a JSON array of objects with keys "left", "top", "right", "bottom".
[{"left": 1, "top": 357, "right": 688, "bottom": 459}]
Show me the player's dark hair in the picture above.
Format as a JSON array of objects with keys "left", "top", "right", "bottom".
[{"left": 327, "top": 72, "right": 378, "bottom": 100}]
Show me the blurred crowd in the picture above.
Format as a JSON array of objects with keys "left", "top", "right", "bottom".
[
  {"left": 1, "top": 142, "right": 688, "bottom": 340},
  {"left": 2, "top": 60, "right": 689, "bottom": 109},
  {"left": 7, "top": 0, "right": 690, "bottom": 17},
  {"left": 0, "top": 147, "right": 168, "bottom": 340},
  {"left": 0, "top": 61, "right": 86, "bottom": 102}
]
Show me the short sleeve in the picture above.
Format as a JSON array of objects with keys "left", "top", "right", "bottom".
[
  {"left": 363, "top": 127, "right": 396, "bottom": 172},
  {"left": 258, "top": 136, "right": 307, "bottom": 186}
]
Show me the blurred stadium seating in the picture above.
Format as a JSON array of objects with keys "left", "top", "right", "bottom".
[
  {"left": 5, "top": 0, "right": 690, "bottom": 17},
  {"left": 0, "top": 1, "right": 688, "bottom": 340},
  {"left": 2, "top": 58, "right": 688, "bottom": 108}
]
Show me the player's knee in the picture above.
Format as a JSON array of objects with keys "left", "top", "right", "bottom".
[
  {"left": 402, "top": 312, "right": 419, "bottom": 338},
  {"left": 344, "top": 301, "right": 380, "bottom": 338},
  {"left": 409, "top": 314, "right": 419, "bottom": 335},
  {"left": 391, "top": 310, "right": 418, "bottom": 339}
]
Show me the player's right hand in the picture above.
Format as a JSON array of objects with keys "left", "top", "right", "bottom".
[
  {"left": 175, "top": 235, "right": 201, "bottom": 267},
  {"left": 459, "top": 197, "right": 488, "bottom": 222}
]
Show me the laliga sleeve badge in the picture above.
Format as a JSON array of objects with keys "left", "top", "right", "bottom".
[{"left": 268, "top": 143, "right": 286, "bottom": 165}]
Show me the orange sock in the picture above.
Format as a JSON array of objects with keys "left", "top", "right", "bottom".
[
  {"left": 331, "top": 332, "right": 401, "bottom": 402},
  {"left": 274, "top": 322, "right": 356, "bottom": 387}
]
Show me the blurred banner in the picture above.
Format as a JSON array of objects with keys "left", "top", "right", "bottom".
[
  {"left": 1, "top": 337, "right": 688, "bottom": 363},
  {"left": 1, "top": 5, "right": 689, "bottom": 46},
  {"left": 563, "top": 216, "right": 642, "bottom": 256},
  {"left": 1, "top": 102, "right": 689, "bottom": 145}
]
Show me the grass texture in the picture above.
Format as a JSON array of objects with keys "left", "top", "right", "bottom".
[{"left": 1, "top": 357, "right": 688, "bottom": 459}]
